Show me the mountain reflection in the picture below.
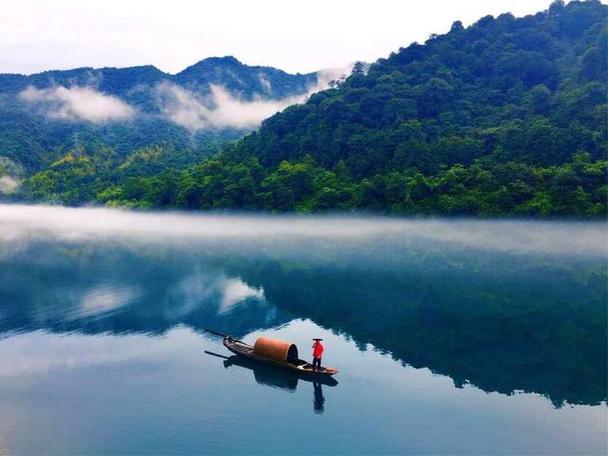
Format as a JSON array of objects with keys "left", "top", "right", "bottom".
[
  {"left": 0, "top": 241, "right": 291, "bottom": 336},
  {"left": 0, "top": 230, "right": 605, "bottom": 408}
]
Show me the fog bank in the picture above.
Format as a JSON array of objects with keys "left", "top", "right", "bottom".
[
  {"left": 19, "top": 86, "right": 136, "bottom": 122},
  {"left": 156, "top": 65, "right": 352, "bottom": 130},
  {"left": 0, "top": 204, "right": 605, "bottom": 257}
]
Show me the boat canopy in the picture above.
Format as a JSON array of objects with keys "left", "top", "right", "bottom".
[{"left": 253, "top": 336, "right": 299, "bottom": 363}]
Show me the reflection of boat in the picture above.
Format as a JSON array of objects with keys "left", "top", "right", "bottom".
[
  {"left": 204, "top": 328, "right": 338, "bottom": 379},
  {"left": 205, "top": 351, "right": 338, "bottom": 388},
  {"left": 223, "top": 354, "right": 298, "bottom": 390},
  {"left": 205, "top": 349, "right": 334, "bottom": 414}
]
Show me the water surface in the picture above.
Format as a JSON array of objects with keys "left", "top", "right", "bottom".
[{"left": 0, "top": 205, "right": 606, "bottom": 454}]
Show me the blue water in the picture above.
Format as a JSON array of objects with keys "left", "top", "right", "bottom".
[{"left": 0, "top": 205, "right": 606, "bottom": 454}]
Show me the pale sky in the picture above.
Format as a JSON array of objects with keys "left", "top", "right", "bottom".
[{"left": 1, "top": 0, "right": 562, "bottom": 75}]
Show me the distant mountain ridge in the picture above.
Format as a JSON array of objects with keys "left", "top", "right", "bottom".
[
  {"left": 0, "top": 56, "right": 316, "bottom": 101},
  {"left": 0, "top": 56, "right": 340, "bottom": 173}
]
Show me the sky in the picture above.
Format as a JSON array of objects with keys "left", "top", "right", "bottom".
[{"left": 0, "top": 0, "right": 562, "bottom": 75}]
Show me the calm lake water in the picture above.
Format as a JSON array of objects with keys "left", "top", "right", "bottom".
[{"left": 0, "top": 204, "right": 606, "bottom": 454}]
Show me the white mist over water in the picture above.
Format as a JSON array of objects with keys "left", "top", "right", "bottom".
[{"left": 0, "top": 204, "right": 605, "bottom": 257}]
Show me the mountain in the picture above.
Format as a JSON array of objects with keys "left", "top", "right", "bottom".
[
  {"left": 10, "top": 0, "right": 608, "bottom": 216},
  {"left": 88, "top": 0, "right": 605, "bottom": 216},
  {"left": 0, "top": 57, "right": 327, "bottom": 173},
  {"left": 173, "top": 56, "right": 319, "bottom": 99},
  {"left": 0, "top": 56, "right": 318, "bottom": 108}
]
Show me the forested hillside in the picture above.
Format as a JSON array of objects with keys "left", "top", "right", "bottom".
[
  {"left": 0, "top": 57, "right": 319, "bottom": 175},
  {"left": 14, "top": 0, "right": 608, "bottom": 216}
]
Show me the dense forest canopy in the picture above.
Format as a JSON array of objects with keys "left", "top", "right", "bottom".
[{"left": 5, "top": 0, "right": 608, "bottom": 216}]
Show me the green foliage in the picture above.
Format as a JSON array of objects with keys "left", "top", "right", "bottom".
[
  {"left": 14, "top": 0, "right": 608, "bottom": 217},
  {"left": 0, "top": 56, "right": 317, "bottom": 174},
  {"left": 58, "top": 150, "right": 605, "bottom": 216}
]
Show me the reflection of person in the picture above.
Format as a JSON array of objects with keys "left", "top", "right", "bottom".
[
  {"left": 313, "top": 381, "right": 325, "bottom": 414},
  {"left": 312, "top": 338, "right": 324, "bottom": 371}
]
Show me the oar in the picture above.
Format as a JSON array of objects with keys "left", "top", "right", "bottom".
[
  {"left": 203, "top": 327, "right": 229, "bottom": 338},
  {"left": 203, "top": 328, "right": 251, "bottom": 346},
  {"left": 204, "top": 350, "right": 230, "bottom": 359}
]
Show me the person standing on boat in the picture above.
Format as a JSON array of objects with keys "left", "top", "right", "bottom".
[{"left": 312, "top": 338, "right": 324, "bottom": 371}]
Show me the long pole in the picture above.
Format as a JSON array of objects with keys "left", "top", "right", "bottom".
[
  {"left": 204, "top": 350, "right": 230, "bottom": 359},
  {"left": 203, "top": 328, "right": 229, "bottom": 338},
  {"left": 203, "top": 328, "right": 250, "bottom": 346}
]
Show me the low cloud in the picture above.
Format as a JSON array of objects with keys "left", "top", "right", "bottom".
[
  {"left": 157, "top": 63, "right": 353, "bottom": 131},
  {"left": 157, "top": 83, "right": 293, "bottom": 130},
  {"left": 19, "top": 86, "right": 135, "bottom": 123},
  {"left": 258, "top": 73, "right": 272, "bottom": 93},
  {"left": 16, "top": 65, "right": 354, "bottom": 130},
  {"left": 0, "top": 176, "right": 20, "bottom": 194},
  {"left": 311, "top": 64, "right": 355, "bottom": 92}
]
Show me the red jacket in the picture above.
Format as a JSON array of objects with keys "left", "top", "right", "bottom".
[{"left": 313, "top": 341, "right": 324, "bottom": 358}]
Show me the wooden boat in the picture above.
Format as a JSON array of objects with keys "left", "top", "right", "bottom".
[
  {"left": 204, "top": 350, "right": 339, "bottom": 387},
  {"left": 205, "top": 329, "right": 338, "bottom": 378}
]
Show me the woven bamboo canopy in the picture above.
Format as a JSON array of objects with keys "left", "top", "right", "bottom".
[{"left": 253, "top": 336, "right": 299, "bottom": 362}]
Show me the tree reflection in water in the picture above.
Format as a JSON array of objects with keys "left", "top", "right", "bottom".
[{"left": 1, "top": 226, "right": 605, "bottom": 408}]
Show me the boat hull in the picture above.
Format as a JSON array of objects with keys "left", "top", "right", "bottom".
[{"left": 223, "top": 337, "right": 338, "bottom": 378}]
